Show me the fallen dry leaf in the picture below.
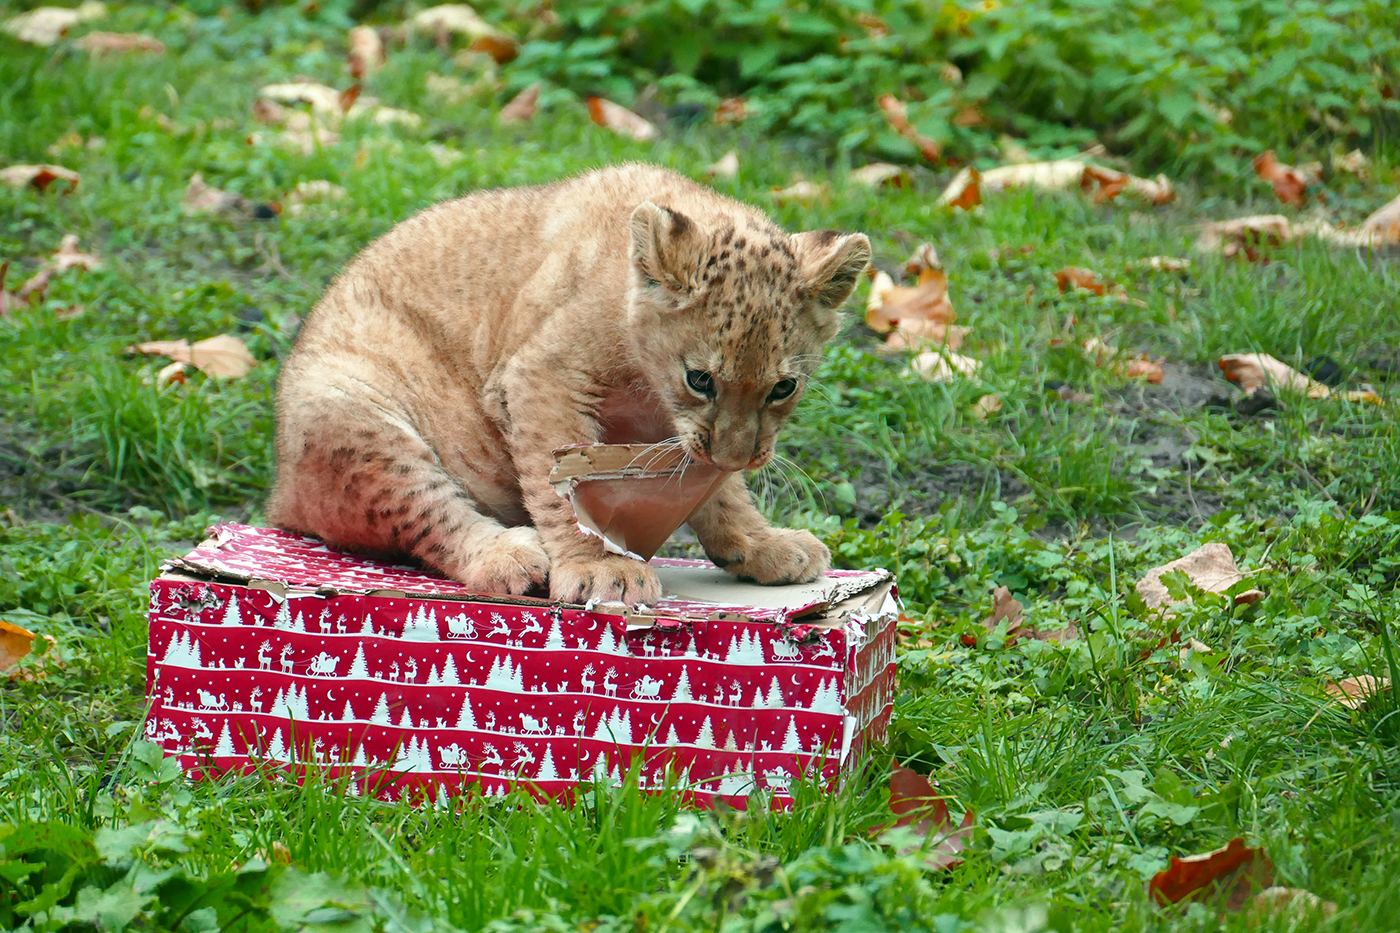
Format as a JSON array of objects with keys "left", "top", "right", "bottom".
[
  {"left": 498, "top": 83, "right": 540, "bottom": 123},
  {"left": 936, "top": 167, "right": 981, "bottom": 210},
  {"left": 1334, "top": 148, "right": 1369, "bottom": 179},
  {"left": 156, "top": 361, "right": 188, "bottom": 387},
  {"left": 970, "top": 394, "right": 1003, "bottom": 420},
  {"left": 259, "top": 81, "right": 350, "bottom": 118},
  {"left": 1130, "top": 256, "right": 1191, "bottom": 273},
  {"left": 410, "top": 3, "right": 517, "bottom": 63},
  {"left": 1341, "top": 389, "right": 1384, "bottom": 405},
  {"left": 0, "top": 164, "right": 80, "bottom": 194},
  {"left": 972, "top": 160, "right": 1175, "bottom": 205},
  {"left": 586, "top": 97, "right": 657, "bottom": 142},
  {"left": 903, "top": 243, "right": 941, "bottom": 277},
  {"left": 75, "top": 31, "right": 164, "bottom": 55},
  {"left": 877, "top": 95, "right": 940, "bottom": 163},
  {"left": 1246, "top": 887, "right": 1337, "bottom": 922},
  {"left": 1252, "top": 150, "right": 1308, "bottom": 206},
  {"left": 911, "top": 348, "right": 980, "bottom": 382},
  {"left": 4, "top": 1, "right": 105, "bottom": 46},
  {"left": 15, "top": 265, "right": 55, "bottom": 304},
  {"left": 1325, "top": 674, "right": 1391, "bottom": 710},
  {"left": 703, "top": 150, "right": 739, "bottom": 181},
  {"left": 866, "top": 267, "right": 955, "bottom": 334},
  {"left": 1136, "top": 542, "right": 1266, "bottom": 611},
  {"left": 1219, "top": 352, "right": 1329, "bottom": 398},
  {"left": 879, "top": 764, "right": 973, "bottom": 870},
  {"left": 884, "top": 320, "right": 969, "bottom": 352},
  {"left": 1122, "top": 357, "right": 1165, "bottom": 382},
  {"left": 0, "top": 263, "right": 23, "bottom": 318},
  {"left": 1055, "top": 266, "right": 1107, "bottom": 295},
  {"left": 1078, "top": 338, "right": 1164, "bottom": 384},
  {"left": 0, "top": 619, "right": 37, "bottom": 674},
  {"left": 769, "top": 180, "right": 829, "bottom": 203},
  {"left": 1150, "top": 838, "right": 1272, "bottom": 909},
  {"left": 1357, "top": 192, "right": 1400, "bottom": 246},
  {"left": 961, "top": 585, "right": 1077, "bottom": 647},
  {"left": 1195, "top": 215, "right": 1293, "bottom": 260},
  {"left": 850, "top": 162, "right": 908, "bottom": 189},
  {"left": 50, "top": 234, "right": 102, "bottom": 272},
  {"left": 347, "top": 25, "right": 385, "bottom": 78},
  {"left": 53, "top": 303, "right": 84, "bottom": 321},
  {"left": 126, "top": 334, "right": 257, "bottom": 379},
  {"left": 286, "top": 180, "right": 346, "bottom": 217},
  {"left": 183, "top": 174, "right": 277, "bottom": 219},
  {"left": 714, "top": 98, "right": 746, "bottom": 124}
]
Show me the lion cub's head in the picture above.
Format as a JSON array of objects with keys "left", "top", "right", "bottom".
[{"left": 626, "top": 200, "right": 870, "bottom": 473}]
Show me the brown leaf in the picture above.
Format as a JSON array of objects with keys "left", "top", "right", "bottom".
[
  {"left": 903, "top": 244, "right": 942, "bottom": 278},
  {"left": 972, "top": 161, "right": 1175, "bottom": 205},
  {"left": 586, "top": 98, "right": 657, "bottom": 142},
  {"left": 1149, "top": 838, "right": 1273, "bottom": 908},
  {"left": 970, "top": 394, "right": 1002, "bottom": 420},
  {"left": 53, "top": 303, "right": 85, "bottom": 321},
  {"left": 849, "top": 162, "right": 909, "bottom": 189},
  {"left": 51, "top": 234, "right": 102, "bottom": 272},
  {"left": 1122, "top": 357, "right": 1165, "bottom": 383},
  {"left": 4, "top": 2, "right": 106, "bottom": 46},
  {"left": 936, "top": 167, "right": 981, "bottom": 210},
  {"left": 1195, "top": 215, "right": 1293, "bottom": 259},
  {"left": 1136, "top": 542, "right": 1266, "bottom": 611},
  {"left": 468, "top": 33, "right": 518, "bottom": 65},
  {"left": 258, "top": 81, "right": 349, "bottom": 118},
  {"left": 1219, "top": 352, "right": 1329, "bottom": 398},
  {"left": 911, "top": 349, "right": 980, "bottom": 382},
  {"left": 1129, "top": 256, "right": 1191, "bottom": 273},
  {"left": 866, "top": 268, "right": 955, "bottom": 334},
  {"left": 1325, "top": 674, "right": 1391, "bottom": 710},
  {"left": 182, "top": 174, "right": 275, "bottom": 219},
  {"left": 1055, "top": 266, "right": 1107, "bottom": 295},
  {"left": 1246, "top": 887, "right": 1337, "bottom": 922},
  {"left": 74, "top": 31, "right": 164, "bottom": 55},
  {"left": 702, "top": 151, "right": 739, "bottom": 181},
  {"left": 877, "top": 95, "right": 940, "bottom": 163},
  {"left": 0, "top": 619, "right": 37, "bottom": 674},
  {"left": 884, "top": 320, "right": 969, "bottom": 352},
  {"left": 714, "top": 98, "right": 746, "bottom": 124},
  {"left": 347, "top": 25, "right": 385, "bottom": 78},
  {"left": 498, "top": 83, "right": 541, "bottom": 124},
  {"left": 1252, "top": 151, "right": 1308, "bottom": 206},
  {"left": 1334, "top": 148, "right": 1369, "bottom": 179},
  {"left": 769, "top": 180, "right": 829, "bottom": 203},
  {"left": 126, "top": 334, "right": 257, "bottom": 379},
  {"left": 17, "top": 267, "right": 54, "bottom": 302},
  {"left": 156, "top": 360, "right": 188, "bottom": 387},
  {"left": 1357, "top": 192, "right": 1400, "bottom": 246},
  {"left": 0, "top": 164, "right": 80, "bottom": 194},
  {"left": 878, "top": 764, "right": 972, "bottom": 871}
]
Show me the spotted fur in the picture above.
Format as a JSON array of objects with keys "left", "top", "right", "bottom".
[{"left": 268, "top": 164, "right": 870, "bottom": 604}]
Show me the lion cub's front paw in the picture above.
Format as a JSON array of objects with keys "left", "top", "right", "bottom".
[
  {"left": 550, "top": 553, "right": 663, "bottom": 606},
  {"left": 718, "top": 528, "right": 831, "bottom": 586},
  {"left": 447, "top": 526, "right": 551, "bottom": 596}
]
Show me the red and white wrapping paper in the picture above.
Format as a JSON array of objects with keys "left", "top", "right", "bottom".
[{"left": 144, "top": 524, "right": 898, "bottom": 808}]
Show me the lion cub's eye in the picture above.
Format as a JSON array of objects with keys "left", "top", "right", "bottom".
[
  {"left": 685, "top": 369, "right": 716, "bottom": 399},
  {"left": 768, "top": 378, "right": 798, "bottom": 402}
]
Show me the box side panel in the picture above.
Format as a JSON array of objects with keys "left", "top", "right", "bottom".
[
  {"left": 147, "top": 580, "right": 865, "bottom": 809},
  {"left": 839, "top": 610, "right": 899, "bottom": 771}
]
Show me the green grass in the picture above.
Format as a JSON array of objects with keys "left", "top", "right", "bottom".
[{"left": 4, "top": 3, "right": 1400, "bottom": 931}]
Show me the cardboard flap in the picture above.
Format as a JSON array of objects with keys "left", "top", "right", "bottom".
[{"left": 167, "top": 524, "right": 892, "bottom": 625}]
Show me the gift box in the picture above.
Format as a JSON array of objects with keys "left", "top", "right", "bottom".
[{"left": 143, "top": 524, "right": 898, "bottom": 808}]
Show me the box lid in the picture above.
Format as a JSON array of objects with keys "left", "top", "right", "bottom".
[{"left": 165, "top": 524, "right": 893, "bottom": 625}]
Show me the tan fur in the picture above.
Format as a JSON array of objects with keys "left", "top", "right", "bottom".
[{"left": 268, "top": 164, "right": 870, "bottom": 604}]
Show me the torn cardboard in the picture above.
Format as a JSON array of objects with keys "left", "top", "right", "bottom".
[
  {"left": 146, "top": 524, "right": 897, "bottom": 809},
  {"left": 549, "top": 443, "right": 725, "bottom": 561}
]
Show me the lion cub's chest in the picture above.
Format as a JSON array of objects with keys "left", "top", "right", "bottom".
[{"left": 595, "top": 386, "right": 674, "bottom": 445}]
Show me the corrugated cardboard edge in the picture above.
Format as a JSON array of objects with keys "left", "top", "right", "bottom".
[{"left": 165, "top": 537, "right": 894, "bottom": 628}]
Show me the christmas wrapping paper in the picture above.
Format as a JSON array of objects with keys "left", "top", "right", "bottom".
[{"left": 145, "top": 524, "right": 898, "bottom": 808}]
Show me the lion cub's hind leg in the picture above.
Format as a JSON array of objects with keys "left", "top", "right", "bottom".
[{"left": 268, "top": 403, "right": 550, "bottom": 596}]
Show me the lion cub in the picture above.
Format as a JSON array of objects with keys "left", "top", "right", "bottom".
[{"left": 268, "top": 164, "right": 870, "bottom": 605}]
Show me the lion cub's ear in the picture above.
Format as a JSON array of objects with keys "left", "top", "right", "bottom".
[
  {"left": 630, "top": 201, "right": 704, "bottom": 298},
  {"left": 792, "top": 230, "right": 872, "bottom": 313}
]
